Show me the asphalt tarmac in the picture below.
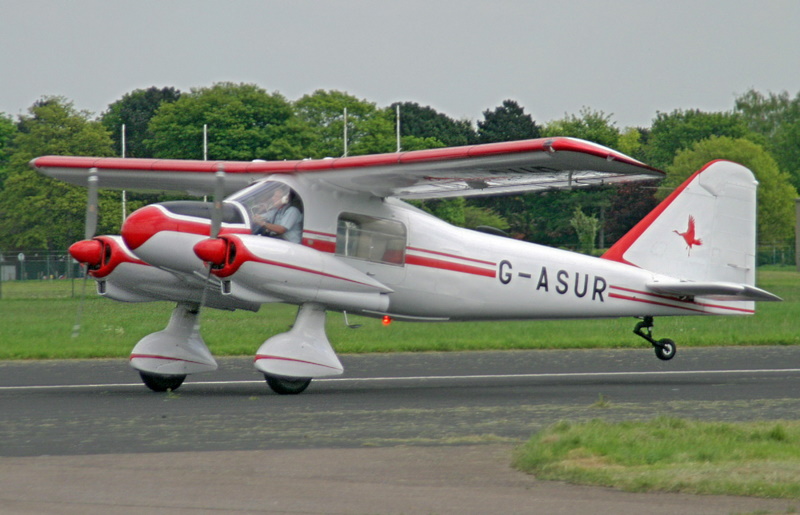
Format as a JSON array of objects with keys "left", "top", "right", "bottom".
[{"left": 1, "top": 347, "right": 799, "bottom": 513}]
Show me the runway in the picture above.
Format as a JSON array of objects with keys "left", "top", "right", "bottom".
[
  {"left": 1, "top": 347, "right": 800, "bottom": 514},
  {"left": 2, "top": 346, "right": 800, "bottom": 457}
]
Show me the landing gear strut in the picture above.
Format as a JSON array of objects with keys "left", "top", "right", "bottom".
[{"left": 633, "top": 316, "right": 676, "bottom": 361}]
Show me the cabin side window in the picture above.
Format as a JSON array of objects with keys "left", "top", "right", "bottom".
[{"left": 336, "top": 213, "right": 406, "bottom": 266}]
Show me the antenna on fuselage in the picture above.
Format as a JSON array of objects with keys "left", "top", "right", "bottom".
[{"left": 342, "top": 311, "right": 362, "bottom": 329}]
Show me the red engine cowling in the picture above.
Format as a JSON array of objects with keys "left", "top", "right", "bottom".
[{"left": 69, "top": 236, "right": 146, "bottom": 278}]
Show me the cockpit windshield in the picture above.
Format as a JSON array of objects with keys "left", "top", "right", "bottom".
[{"left": 228, "top": 180, "right": 304, "bottom": 243}]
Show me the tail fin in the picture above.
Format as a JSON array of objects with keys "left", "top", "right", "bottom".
[{"left": 603, "top": 160, "right": 776, "bottom": 300}]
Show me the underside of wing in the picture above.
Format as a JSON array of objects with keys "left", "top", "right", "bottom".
[
  {"left": 30, "top": 137, "right": 663, "bottom": 198},
  {"left": 647, "top": 281, "right": 782, "bottom": 302}
]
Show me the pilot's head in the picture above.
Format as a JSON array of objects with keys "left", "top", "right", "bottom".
[{"left": 271, "top": 185, "right": 290, "bottom": 206}]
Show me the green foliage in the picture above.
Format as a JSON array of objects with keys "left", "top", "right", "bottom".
[
  {"left": 514, "top": 417, "right": 800, "bottom": 498},
  {"left": 392, "top": 101, "right": 476, "bottom": 147},
  {"left": 0, "top": 98, "right": 117, "bottom": 250},
  {"left": 736, "top": 89, "right": 800, "bottom": 189},
  {"left": 463, "top": 204, "right": 509, "bottom": 231},
  {"left": 663, "top": 136, "right": 797, "bottom": 245},
  {"left": 542, "top": 107, "right": 620, "bottom": 148},
  {"left": 101, "top": 86, "right": 181, "bottom": 158},
  {"left": 569, "top": 206, "right": 599, "bottom": 254},
  {"left": 646, "top": 109, "right": 752, "bottom": 170},
  {"left": 146, "top": 82, "right": 297, "bottom": 160},
  {"left": 477, "top": 99, "right": 540, "bottom": 143},
  {"left": 418, "top": 197, "right": 466, "bottom": 226},
  {"left": 735, "top": 89, "right": 796, "bottom": 138},
  {"left": 294, "top": 90, "right": 396, "bottom": 158},
  {"left": 0, "top": 112, "right": 17, "bottom": 189},
  {"left": 0, "top": 113, "right": 16, "bottom": 164}
]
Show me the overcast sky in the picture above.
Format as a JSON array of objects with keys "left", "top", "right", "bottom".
[{"left": 2, "top": 0, "right": 799, "bottom": 129}]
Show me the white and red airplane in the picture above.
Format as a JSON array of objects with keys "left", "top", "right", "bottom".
[{"left": 31, "top": 137, "right": 780, "bottom": 394}]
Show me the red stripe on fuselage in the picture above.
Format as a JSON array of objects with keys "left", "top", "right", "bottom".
[
  {"left": 609, "top": 285, "right": 754, "bottom": 314},
  {"left": 406, "top": 246, "right": 496, "bottom": 266},
  {"left": 405, "top": 255, "right": 496, "bottom": 278}
]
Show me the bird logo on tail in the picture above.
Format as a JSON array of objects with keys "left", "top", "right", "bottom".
[{"left": 674, "top": 215, "right": 702, "bottom": 254}]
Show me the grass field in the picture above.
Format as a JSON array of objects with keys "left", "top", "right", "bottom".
[
  {"left": 514, "top": 417, "right": 800, "bottom": 499},
  {"left": 0, "top": 268, "right": 797, "bottom": 359}
]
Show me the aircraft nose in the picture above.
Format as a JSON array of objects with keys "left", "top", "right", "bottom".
[
  {"left": 121, "top": 205, "right": 170, "bottom": 250},
  {"left": 69, "top": 239, "right": 104, "bottom": 266},
  {"left": 194, "top": 238, "right": 227, "bottom": 266}
]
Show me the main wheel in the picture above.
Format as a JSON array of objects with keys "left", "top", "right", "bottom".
[
  {"left": 265, "top": 375, "right": 312, "bottom": 395},
  {"left": 654, "top": 338, "right": 676, "bottom": 361},
  {"left": 140, "top": 372, "right": 186, "bottom": 392}
]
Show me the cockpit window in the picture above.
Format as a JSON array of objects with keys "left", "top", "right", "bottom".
[
  {"left": 336, "top": 213, "right": 406, "bottom": 266},
  {"left": 229, "top": 180, "right": 304, "bottom": 243}
]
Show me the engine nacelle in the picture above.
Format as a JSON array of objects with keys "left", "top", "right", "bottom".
[
  {"left": 121, "top": 202, "right": 250, "bottom": 276},
  {"left": 194, "top": 234, "right": 392, "bottom": 313},
  {"left": 71, "top": 235, "right": 259, "bottom": 310}
]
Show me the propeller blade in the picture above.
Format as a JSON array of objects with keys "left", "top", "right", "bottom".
[
  {"left": 210, "top": 167, "right": 225, "bottom": 239},
  {"left": 73, "top": 167, "right": 99, "bottom": 338},
  {"left": 85, "top": 168, "right": 99, "bottom": 240}
]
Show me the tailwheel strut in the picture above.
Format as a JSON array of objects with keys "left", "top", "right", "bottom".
[{"left": 633, "top": 316, "right": 676, "bottom": 361}]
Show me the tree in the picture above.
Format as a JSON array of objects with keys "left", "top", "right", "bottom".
[
  {"left": 542, "top": 107, "right": 620, "bottom": 148},
  {"left": 664, "top": 136, "right": 796, "bottom": 245},
  {"left": 392, "top": 102, "right": 476, "bottom": 147},
  {"left": 477, "top": 99, "right": 540, "bottom": 143},
  {"left": 735, "top": 89, "right": 800, "bottom": 189},
  {"left": 0, "top": 113, "right": 17, "bottom": 189},
  {"left": 735, "top": 89, "right": 796, "bottom": 138},
  {"left": 570, "top": 207, "right": 600, "bottom": 254},
  {"left": 146, "top": 83, "right": 298, "bottom": 160},
  {"left": 0, "top": 98, "right": 117, "bottom": 250},
  {"left": 645, "top": 109, "right": 752, "bottom": 170},
  {"left": 294, "top": 90, "right": 396, "bottom": 158},
  {"left": 101, "top": 86, "right": 181, "bottom": 158}
]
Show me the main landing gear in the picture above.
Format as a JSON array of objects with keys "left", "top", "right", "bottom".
[{"left": 633, "top": 316, "right": 676, "bottom": 361}]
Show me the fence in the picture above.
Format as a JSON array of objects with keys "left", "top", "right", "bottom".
[
  {"left": 1, "top": 243, "right": 796, "bottom": 284},
  {"left": 0, "top": 250, "right": 82, "bottom": 282}
]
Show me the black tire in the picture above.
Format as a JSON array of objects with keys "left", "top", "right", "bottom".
[
  {"left": 654, "top": 338, "right": 676, "bottom": 361},
  {"left": 265, "top": 375, "right": 312, "bottom": 395},
  {"left": 140, "top": 372, "right": 186, "bottom": 392}
]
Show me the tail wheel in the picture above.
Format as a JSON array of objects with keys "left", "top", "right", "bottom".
[
  {"left": 140, "top": 372, "right": 186, "bottom": 392},
  {"left": 265, "top": 375, "right": 312, "bottom": 395},
  {"left": 654, "top": 338, "right": 676, "bottom": 361}
]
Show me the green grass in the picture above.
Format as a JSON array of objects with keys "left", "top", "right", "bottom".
[
  {"left": 513, "top": 417, "right": 800, "bottom": 499},
  {"left": 0, "top": 268, "right": 797, "bottom": 359}
]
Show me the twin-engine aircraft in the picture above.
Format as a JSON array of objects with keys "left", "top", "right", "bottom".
[{"left": 31, "top": 137, "right": 780, "bottom": 394}]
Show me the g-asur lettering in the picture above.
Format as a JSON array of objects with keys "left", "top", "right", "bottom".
[{"left": 498, "top": 260, "right": 606, "bottom": 302}]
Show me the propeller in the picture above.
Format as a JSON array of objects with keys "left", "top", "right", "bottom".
[
  {"left": 84, "top": 167, "right": 99, "bottom": 239},
  {"left": 193, "top": 166, "right": 227, "bottom": 327},
  {"left": 210, "top": 168, "right": 225, "bottom": 238},
  {"left": 72, "top": 167, "right": 99, "bottom": 338}
]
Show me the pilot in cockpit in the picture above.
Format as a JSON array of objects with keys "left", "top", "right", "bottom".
[{"left": 251, "top": 184, "right": 303, "bottom": 243}]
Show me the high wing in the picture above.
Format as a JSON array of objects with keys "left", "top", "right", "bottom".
[{"left": 30, "top": 137, "right": 663, "bottom": 198}]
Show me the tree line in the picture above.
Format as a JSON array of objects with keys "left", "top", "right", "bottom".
[{"left": 0, "top": 83, "right": 797, "bottom": 253}]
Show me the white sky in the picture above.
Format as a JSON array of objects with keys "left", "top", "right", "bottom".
[{"left": 1, "top": 0, "right": 799, "bottom": 128}]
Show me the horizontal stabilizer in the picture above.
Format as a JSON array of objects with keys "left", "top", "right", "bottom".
[{"left": 646, "top": 281, "right": 782, "bottom": 302}]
